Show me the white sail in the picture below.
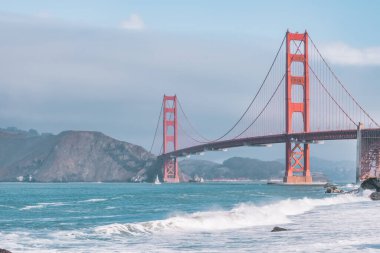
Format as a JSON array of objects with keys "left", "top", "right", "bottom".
[{"left": 154, "top": 175, "right": 161, "bottom": 184}]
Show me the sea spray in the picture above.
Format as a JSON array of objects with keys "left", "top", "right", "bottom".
[{"left": 94, "top": 192, "right": 370, "bottom": 235}]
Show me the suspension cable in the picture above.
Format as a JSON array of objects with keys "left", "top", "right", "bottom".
[
  {"left": 159, "top": 33, "right": 373, "bottom": 151},
  {"left": 176, "top": 34, "right": 287, "bottom": 144},
  {"left": 149, "top": 100, "right": 164, "bottom": 153},
  {"left": 232, "top": 34, "right": 306, "bottom": 138},
  {"left": 177, "top": 98, "right": 211, "bottom": 142},
  {"left": 307, "top": 63, "right": 357, "bottom": 126},
  {"left": 290, "top": 37, "right": 356, "bottom": 127},
  {"left": 308, "top": 34, "right": 379, "bottom": 127},
  {"left": 178, "top": 121, "right": 207, "bottom": 144},
  {"left": 233, "top": 74, "right": 285, "bottom": 139}
]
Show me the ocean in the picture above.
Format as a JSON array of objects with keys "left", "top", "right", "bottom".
[{"left": 0, "top": 182, "right": 379, "bottom": 252}]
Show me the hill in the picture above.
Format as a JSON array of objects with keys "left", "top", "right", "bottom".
[
  {"left": 0, "top": 128, "right": 156, "bottom": 182},
  {"left": 180, "top": 157, "right": 355, "bottom": 182},
  {"left": 0, "top": 127, "right": 355, "bottom": 183}
]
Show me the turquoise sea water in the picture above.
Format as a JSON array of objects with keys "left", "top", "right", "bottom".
[{"left": 0, "top": 182, "right": 379, "bottom": 252}]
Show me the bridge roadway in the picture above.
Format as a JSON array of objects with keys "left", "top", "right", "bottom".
[{"left": 159, "top": 128, "right": 380, "bottom": 159}]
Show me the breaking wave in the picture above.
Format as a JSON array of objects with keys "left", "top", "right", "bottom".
[{"left": 95, "top": 193, "right": 370, "bottom": 236}]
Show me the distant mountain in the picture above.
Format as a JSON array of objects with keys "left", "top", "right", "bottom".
[
  {"left": 179, "top": 158, "right": 285, "bottom": 181},
  {"left": 178, "top": 159, "right": 229, "bottom": 181},
  {"left": 180, "top": 156, "right": 355, "bottom": 182},
  {"left": 223, "top": 157, "right": 284, "bottom": 180},
  {"left": 0, "top": 128, "right": 156, "bottom": 182},
  {"left": 274, "top": 157, "right": 355, "bottom": 182},
  {"left": 0, "top": 127, "right": 355, "bottom": 183},
  {"left": 309, "top": 157, "right": 355, "bottom": 182}
]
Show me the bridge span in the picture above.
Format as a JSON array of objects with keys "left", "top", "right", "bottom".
[
  {"left": 150, "top": 31, "right": 380, "bottom": 184},
  {"left": 160, "top": 129, "right": 368, "bottom": 159}
]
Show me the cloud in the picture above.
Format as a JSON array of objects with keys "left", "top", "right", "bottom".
[
  {"left": 321, "top": 42, "right": 380, "bottom": 66},
  {"left": 120, "top": 14, "right": 145, "bottom": 30},
  {"left": 0, "top": 12, "right": 377, "bottom": 161},
  {"left": 0, "top": 12, "right": 269, "bottom": 149}
]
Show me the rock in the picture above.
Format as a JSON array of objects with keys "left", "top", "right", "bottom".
[
  {"left": 325, "top": 186, "right": 344, "bottom": 194},
  {"left": 324, "top": 183, "right": 346, "bottom": 194},
  {"left": 361, "top": 178, "right": 380, "bottom": 192},
  {"left": 370, "top": 192, "right": 380, "bottom": 201},
  {"left": 271, "top": 226, "right": 288, "bottom": 232},
  {"left": 0, "top": 249, "right": 12, "bottom": 253}
]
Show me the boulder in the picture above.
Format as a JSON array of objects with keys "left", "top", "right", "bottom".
[
  {"left": 325, "top": 186, "right": 344, "bottom": 194},
  {"left": 271, "top": 226, "right": 288, "bottom": 232},
  {"left": 370, "top": 192, "right": 380, "bottom": 201},
  {"left": 361, "top": 178, "right": 380, "bottom": 192}
]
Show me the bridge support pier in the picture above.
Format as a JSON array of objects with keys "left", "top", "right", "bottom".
[
  {"left": 356, "top": 122, "right": 363, "bottom": 183},
  {"left": 284, "top": 142, "right": 312, "bottom": 183},
  {"left": 359, "top": 124, "right": 380, "bottom": 181},
  {"left": 163, "top": 158, "right": 179, "bottom": 183}
]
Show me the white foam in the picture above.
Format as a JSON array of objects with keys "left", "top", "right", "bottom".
[
  {"left": 79, "top": 198, "right": 107, "bottom": 203},
  {"left": 20, "top": 204, "right": 45, "bottom": 210},
  {"left": 1, "top": 191, "right": 377, "bottom": 253},
  {"left": 20, "top": 202, "right": 65, "bottom": 211},
  {"left": 95, "top": 193, "right": 370, "bottom": 236},
  {"left": 345, "top": 183, "right": 359, "bottom": 188}
]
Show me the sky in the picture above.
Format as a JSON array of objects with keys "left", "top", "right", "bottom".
[{"left": 0, "top": 0, "right": 379, "bottom": 162}]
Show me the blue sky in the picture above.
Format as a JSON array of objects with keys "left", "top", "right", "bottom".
[
  {"left": 1, "top": 0, "right": 379, "bottom": 43},
  {"left": 0, "top": 0, "right": 379, "bottom": 161}
]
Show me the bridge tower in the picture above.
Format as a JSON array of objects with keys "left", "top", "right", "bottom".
[
  {"left": 284, "top": 31, "right": 313, "bottom": 184},
  {"left": 163, "top": 95, "right": 180, "bottom": 183}
]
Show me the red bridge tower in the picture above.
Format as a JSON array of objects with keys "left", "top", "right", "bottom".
[
  {"left": 163, "top": 95, "right": 180, "bottom": 183},
  {"left": 284, "top": 31, "right": 312, "bottom": 183}
]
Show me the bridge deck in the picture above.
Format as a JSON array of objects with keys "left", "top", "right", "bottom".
[{"left": 159, "top": 128, "right": 380, "bottom": 159}]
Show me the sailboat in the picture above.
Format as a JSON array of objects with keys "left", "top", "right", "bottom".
[{"left": 154, "top": 175, "right": 161, "bottom": 185}]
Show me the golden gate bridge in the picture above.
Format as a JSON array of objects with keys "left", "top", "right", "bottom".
[{"left": 150, "top": 31, "right": 380, "bottom": 184}]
